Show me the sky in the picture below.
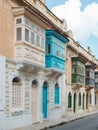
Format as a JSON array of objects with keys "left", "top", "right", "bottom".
[{"left": 46, "top": 0, "right": 98, "bottom": 59}]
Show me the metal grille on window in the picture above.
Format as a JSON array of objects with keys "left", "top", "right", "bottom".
[{"left": 12, "top": 83, "right": 22, "bottom": 108}]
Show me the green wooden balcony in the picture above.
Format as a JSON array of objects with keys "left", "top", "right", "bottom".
[{"left": 71, "top": 57, "right": 85, "bottom": 89}]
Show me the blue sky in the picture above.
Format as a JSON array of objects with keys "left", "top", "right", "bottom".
[{"left": 46, "top": 0, "right": 98, "bottom": 59}]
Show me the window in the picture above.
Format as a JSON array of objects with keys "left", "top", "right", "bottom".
[
  {"left": 78, "top": 93, "right": 81, "bottom": 106},
  {"left": 68, "top": 93, "right": 72, "bottom": 108},
  {"left": 41, "top": 38, "right": 44, "bottom": 49},
  {"left": 36, "top": 35, "right": 40, "bottom": 47},
  {"left": 12, "top": 77, "right": 22, "bottom": 109},
  {"left": 54, "top": 83, "right": 60, "bottom": 105},
  {"left": 25, "top": 18, "right": 29, "bottom": 26},
  {"left": 90, "top": 94, "right": 92, "bottom": 104},
  {"left": 16, "top": 28, "right": 22, "bottom": 41},
  {"left": 15, "top": 17, "right": 45, "bottom": 48},
  {"left": 16, "top": 18, "right": 22, "bottom": 24},
  {"left": 31, "top": 23, "right": 35, "bottom": 29},
  {"left": 31, "top": 32, "right": 35, "bottom": 44},
  {"left": 95, "top": 95, "right": 97, "bottom": 105},
  {"left": 25, "top": 28, "right": 29, "bottom": 42},
  {"left": 46, "top": 44, "right": 50, "bottom": 54}
]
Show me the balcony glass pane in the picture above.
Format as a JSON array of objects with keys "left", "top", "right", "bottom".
[
  {"left": 41, "top": 38, "right": 44, "bottom": 49},
  {"left": 31, "top": 32, "right": 35, "bottom": 44},
  {"left": 95, "top": 83, "right": 98, "bottom": 88},
  {"left": 85, "top": 79, "right": 94, "bottom": 86},
  {"left": 36, "top": 35, "right": 40, "bottom": 47},
  {"left": 16, "top": 18, "right": 22, "bottom": 24},
  {"left": 25, "top": 28, "right": 29, "bottom": 42},
  {"left": 16, "top": 28, "right": 22, "bottom": 41}
]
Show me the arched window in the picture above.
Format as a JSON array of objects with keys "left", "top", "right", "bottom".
[
  {"left": 90, "top": 93, "right": 92, "bottom": 104},
  {"left": 68, "top": 92, "right": 72, "bottom": 108},
  {"left": 12, "top": 77, "right": 22, "bottom": 109},
  {"left": 32, "top": 80, "right": 37, "bottom": 86},
  {"left": 54, "top": 83, "right": 60, "bottom": 105},
  {"left": 78, "top": 93, "right": 81, "bottom": 106}
]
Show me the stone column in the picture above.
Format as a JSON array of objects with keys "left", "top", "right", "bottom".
[
  {"left": 37, "top": 70, "right": 44, "bottom": 123},
  {"left": 61, "top": 74, "right": 66, "bottom": 117}
]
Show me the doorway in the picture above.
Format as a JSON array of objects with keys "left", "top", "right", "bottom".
[
  {"left": 73, "top": 93, "right": 76, "bottom": 113},
  {"left": 42, "top": 81, "right": 48, "bottom": 119}
]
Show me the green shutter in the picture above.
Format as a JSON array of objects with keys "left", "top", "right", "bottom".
[
  {"left": 68, "top": 93, "right": 72, "bottom": 108},
  {"left": 55, "top": 86, "right": 60, "bottom": 105},
  {"left": 79, "top": 94, "right": 81, "bottom": 106}
]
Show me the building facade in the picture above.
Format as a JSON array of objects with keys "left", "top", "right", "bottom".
[
  {"left": 66, "top": 31, "right": 98, "bottom": 115},
  {"left": 0, "top": 0, "right": 68, "bottom": 129},
  {"left": 0, "top": 0, "right": 98, "bottom": 130}
]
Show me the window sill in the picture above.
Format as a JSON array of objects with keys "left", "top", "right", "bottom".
[
  {"left": 68, "top": 108, "right": 72, "bottom": 111},
  {"left": 54, "top": 104, "right": 60, "bottom": 108},
  {"left": 78, "top": 106, "right": 82, "bottom": 109}
]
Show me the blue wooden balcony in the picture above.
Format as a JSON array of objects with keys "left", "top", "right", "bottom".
[{"left": 45, "top": 30, "right": 68, "bottom": 73}]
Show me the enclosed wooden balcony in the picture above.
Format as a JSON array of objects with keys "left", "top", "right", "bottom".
[
  {"left": 71, "top": 57, "right": 85, "bottom": 89},
  {"left": 95, "top": 71, "right": 98, "bottom": 93},
  {"left": 15, "top": 42, "right": 45, "bottom": 67},
  {"left": 14, "top": 16, "right": 45, "bottom": 69},
  {"left": 45, "top": 30, "right": 68, "bottom": 74},
  {"left": 85, "top": 65, "right": 95, "bottom": 90}
]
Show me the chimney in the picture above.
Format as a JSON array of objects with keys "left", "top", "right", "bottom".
[{"left": 88, "top": 46, "right": 92, "bottom": 54}]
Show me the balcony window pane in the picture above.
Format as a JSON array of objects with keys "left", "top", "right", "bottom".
[
  {"left": 46, "top": 44, "right": 50, "bottom": 54},
  {"left": 25, "top": 28, "right": 29, "bottom": 42},
  {"left": 16, "top": 28, "right": 22, "bottom": 41},
  {"left": 36, "top": 35, "right": 40, "bottom": 47},
  {"left": 16, "top": 18, "right": 22, "bottom": 24},
  {"left": 25, "top": 18, "right": 29, "bottom": 26},
  {"left": 31, "top": 32, "right": 35, "bottom": 44},
  {"left": 31, "top": 23, "right": 35, "bottom": 30},
  {"left": 41, "top": 38, "right": 44, "bottom": 49}
]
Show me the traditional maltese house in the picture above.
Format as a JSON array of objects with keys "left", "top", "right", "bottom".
[
  {"left": 66, "top": 31, "right": 98, "bottom": 115},
  {"left": 0, "top": 0, "right": 69, "bottom": 129}
]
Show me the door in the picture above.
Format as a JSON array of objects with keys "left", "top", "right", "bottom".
[
  {"left": 42, "top": 86, "right": 48, "bottom": 119},
  {"left": 73, "top": 93, "right": 76, "bottom": 113},
  {"left": 83, "top": 94, "right": 85, "bottom": 110},
  {"left": 86, "top": 93, "right": 89, "bottom": 110}
]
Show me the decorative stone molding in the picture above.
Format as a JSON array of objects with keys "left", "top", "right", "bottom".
[
  {"left": 11, "top": 110, "right": 24, "bottom": 117},
  {"left": 16, "top": 63, "right": 24, "bottom": 70}
]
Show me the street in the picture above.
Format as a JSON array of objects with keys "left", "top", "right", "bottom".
[{"left": 48, "top": 114, "right": 98, "bottom": 130}]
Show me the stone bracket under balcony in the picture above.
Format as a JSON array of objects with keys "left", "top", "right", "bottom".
[
  {"left": 95, "top": 88, "right": 98, "bottom": 93},
  {"left": 45, "top": 68, "right": 63, "bottom": 78},
  {"left": 71, "top": 83, "right": 83, "bottom": 89},
  {"left": 16, "top": 63, "right": 25, "bottom": 70},
  {"left": 16, "top": 61, "right": 44, "bottom": 73},
  {"left": 85, "top": 85, "right": 94, "bottom": 90}
]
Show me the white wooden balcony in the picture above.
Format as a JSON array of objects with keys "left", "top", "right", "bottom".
[{"left": 15, "top": 42, "right": 45, "bottom": 68}]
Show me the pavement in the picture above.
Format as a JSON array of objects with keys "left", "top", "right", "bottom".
[{"left": 13, "top": 110, "right": 98, "bottom": 130}]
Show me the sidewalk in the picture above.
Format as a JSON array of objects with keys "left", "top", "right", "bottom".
[{"left": 14, "top": 110, "right": 98, "bottom": 130}]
